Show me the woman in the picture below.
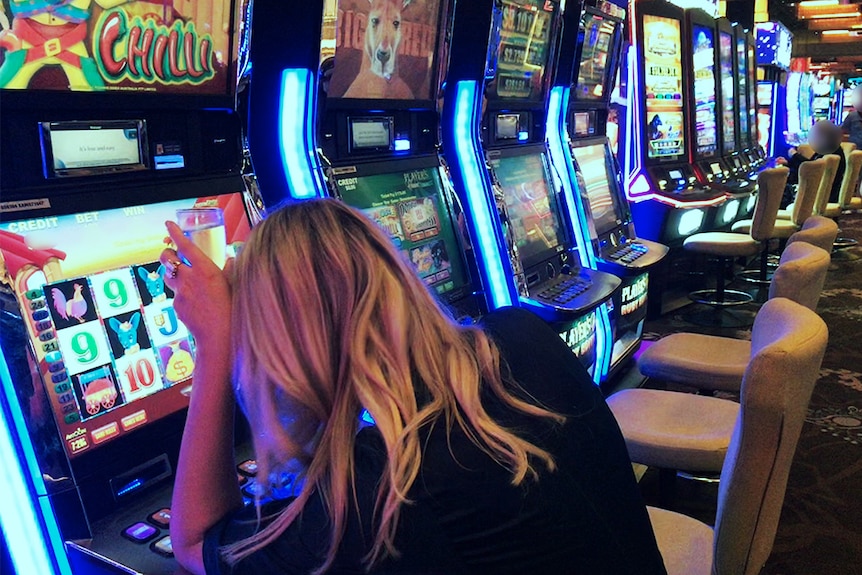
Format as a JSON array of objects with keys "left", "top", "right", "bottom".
[{"left": 161, "top": 199, "right": 665, "bottom": 575}]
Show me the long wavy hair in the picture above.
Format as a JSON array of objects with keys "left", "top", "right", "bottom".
[{"left": 226, "top": 199, "right": 563, "bottom": 573}]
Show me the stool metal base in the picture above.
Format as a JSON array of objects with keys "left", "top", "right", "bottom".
[
  {"left": 737, "top": 269, "right": 773, "bottom": 285},
  {"left": 681, "top": 306, "right": 754, "bottom": 329},
  {"left": 833, "top": 237, "right": 858, "bottom": 250},
  {"left": 688, "top": 289, "right": 753, "bottom": 307}
]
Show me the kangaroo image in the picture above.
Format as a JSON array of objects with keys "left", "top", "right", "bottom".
[{"left": 343, "top": 0, "right": 414, "bottom": 100}]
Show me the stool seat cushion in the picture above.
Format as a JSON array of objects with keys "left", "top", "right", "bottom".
[
  {"left": 648, "top": 506, "right": 713, "bottom": 575},
  {"left": 607, "top": 388, "right": 739, "bottom": 472},
  {"left": 823, "top": 202, "right": 842, "bottom": 218},
  {"left": 850, "top": 197, "right": 861, "bottom": 209},
  {"left": 683, "top": 232, "right": 760, "bottom": 257},
  {"left": 776, "top": 208, "right": 792, "bottom": 220},
  {"left": 637, "top": 333, "right": 750, "bottom": 392}
]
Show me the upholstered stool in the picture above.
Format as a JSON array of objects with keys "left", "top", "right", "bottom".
[
  {"left": 811, "top": 153, "right": 841, "bottom": 217},
  {"left": 786, "top": 215, "right": 839, "bottom": 253},
  {"left": 637, "top": 241, "right": 831, "bottom": 393},
  {"left": 840, "top": 141, "right": 857, "bottom": 156},
  {"left": 644, "top": 299, "right": 828, "bottom": 575},
  {"left": 830, "top": 150, "right": 862, "bottom": 249},
  {"left": 736, "top": 160, "right": 820, "bottom": 285},
  {"left": 681, "top": 167, "right": 787, "bottom": 326}
]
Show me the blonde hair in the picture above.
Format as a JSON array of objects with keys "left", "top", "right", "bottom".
[{"left": 227, "top": 199, "right": 563, "bottom": 573}]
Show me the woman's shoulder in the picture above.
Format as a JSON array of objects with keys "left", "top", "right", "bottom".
[{"left": 479, "top": 307, "right": 601, "bottom": 414}]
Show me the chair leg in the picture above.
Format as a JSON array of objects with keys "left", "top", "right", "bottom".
[{"left": 658, "top": 468, "right": 677, "bottom": 509}]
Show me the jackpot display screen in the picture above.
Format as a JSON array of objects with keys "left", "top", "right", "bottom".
[
  {"left": 322, "top": 0, "right": 444, "bottom": 101},
  {"left": 571, "top": 143, "right": 623, "bottom": 236},
  {"left": 334, "top": 167, "right": 470, "bottom": 296},
  {"left": 0, "top": 1, "right": 237, "bottom": 95},
  {"left": 691, "top": 25, "right": 718, "bottom": 157},
  {"left": 736, "top": 37, "right": 749, "bottom": 146},
  {"left": 489, "top": 152, "right": 566, "bottom": 267},
  {"left": 719, "top": 32, "right": 736, "bottom": 153},
  {"left": 642, "top": 15, "right": 685, "bottom": 160},
  {"left": 573, "top": 12, "right": 617, "bottom": 101},
  {"left": 0, "top": 194, "right": 252, "bottom": 458},
  {"left": 487, "top": 0, "right": 557, "bottom": 101}
]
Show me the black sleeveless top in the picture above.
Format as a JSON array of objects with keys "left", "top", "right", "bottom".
[{"left": 203, "top": 307, "right": 667, "bottom": 574}]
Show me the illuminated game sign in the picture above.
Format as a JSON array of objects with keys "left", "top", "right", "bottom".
[
  {"left": 755, "top": 21, "right": 792, "bottom": 71},
  {"left": 321, "top": 0, "right": 443, "bottom": 101},
  {"left": 557, "top": 312, "right": 597, "bottom": 367},
  {"left": 0, "top": 193, "right": 251, "bottom": 458},
  {"left": 642, "top": 15, "right": 685, "bottom": 160},
  {"left": 691, "top": 25, "right": 718, "bottom": 157},
  {"left": 334, "top": 167, "right": 469, "bottom": 295},
  {"left": 574, "top": 12, "right": 617, "bottom": 101},
  {"left": 0, "top": 1, "right": 236, "bottom": 94},
  {"left": 719, "top": 31, "right": 736, "bottom": 153},
  {"left": 619, "top": 273, "right": 648, "bottom": 317},
  {"left": 487, "top": 0, "right": 556, "bottom": 101}
]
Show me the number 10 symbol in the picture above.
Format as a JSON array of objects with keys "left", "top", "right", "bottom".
[{"left": 124, "top": 359, "right": 156, "bottom": 393}]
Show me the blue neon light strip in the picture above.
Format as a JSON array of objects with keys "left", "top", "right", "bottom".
[
  {"left": 452, "top": 81, "right": 513, "bottom": 309},
  {"left": 0, "top": 352, "right": 72, "bottom": 574},
  {"left": 546, "top": 86, "right": 613, "bottom": 384},
  {"left": 279, "top": 69, "right": 326, "bottom": 199},
  {"left": 546, "top": 87, "right": 596, "bottom": 269}
]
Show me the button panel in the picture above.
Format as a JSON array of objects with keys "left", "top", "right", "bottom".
[
  {"left": 537, "top": 275, "right": 592, "bottom": 306},
  {"left": 607, "top": 243, "right": 648, "bottom": 265}
]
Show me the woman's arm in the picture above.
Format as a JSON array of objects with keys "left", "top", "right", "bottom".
[{"left": 161, "top": 222, "right": 244, "bottom": 574}]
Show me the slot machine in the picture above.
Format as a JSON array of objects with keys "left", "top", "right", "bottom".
[
  {"left": 442, "top": 0, "right": 621, "bottom": 381},
  {"left": 315, "top": 0, "right": 486, "bottom": 321},
  {"left": 624, "top": 0, "right": 726, "bottom": 248},
  {"left": 733, "top": 26, "right": 758, "bottom": 184},
  {"left": 548, "top": 0, "right": 668, "bottom": 382},
  {"left": 685, "top": 9, "right": 755, "bottom": 232},
  {"left": 0, "top": 2, "right": 275, "bottom": 573}
]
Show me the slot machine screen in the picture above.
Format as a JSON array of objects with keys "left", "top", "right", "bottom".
[
  {"left": 334, "top": 167, "right": 470, "bottom": 296},
  {"left": 757, "top": 82, "right": 774, "bottom": 106},
  {"left": 573, "top": 12, "right": 617, "bottom": 101},
  {"left": 691, "top": 25, "right": 718, "bottom": 157},
  {"left": 322, "top": 0, "right": 445, "bottom": 101},
  {"left": 0, "top": 1, "right": 237, "bottom": 96},
  {"left": 0, "top": 193, "right": 253, "bottom": 459},
  {"left": 571, "top": 143, "right": 625, "bottom": 236},
  {"left": 642, "top": 15, "right": 685, "bottom": 160},
  {"left": 736, "top": 36, "right": 749, "bottom": 147},
  {"left": 719, "top": 31, "right": 737, "bottom": 153},
  {"left": 488, "top": 0, "right": 557, "bottom": 101},
  {"left": 489, "top": 152, "right": 566, "bottom": 268}
]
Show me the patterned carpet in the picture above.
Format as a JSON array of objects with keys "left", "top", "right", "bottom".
[{"left": 637, "top": 213, "right": 862, "bottom": 574}]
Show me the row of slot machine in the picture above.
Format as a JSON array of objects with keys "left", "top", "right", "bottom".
[
  {"left": 0, "top": 0, "right": 672, "bottom": 573},
  {"left": 616, "top": 0, "right": 768, "bottom": 250}
]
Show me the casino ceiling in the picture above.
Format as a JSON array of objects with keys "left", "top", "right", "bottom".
[{"left": 754, "top": 0, "right": 862, "bottom": 75}]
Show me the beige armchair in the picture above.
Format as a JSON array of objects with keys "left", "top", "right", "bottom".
[{"left": 645, "top": 298, "right": 828, "bottom": 575}]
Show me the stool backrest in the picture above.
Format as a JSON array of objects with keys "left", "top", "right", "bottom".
[
  {"left": 713, "top": 298, "right": 828, "bottom": 575},
  {"left": 840, "top": 141, "right": 857, "bottom": 157},
  {"left": 787, "top": 215, "right": 839, "bottom": 254},
  {"left": 790, "top": 159, "right": 824, "bottom": 225},
  {"left": 813, "top": 154, "right": 840, "bottom": 215},
  {"left": 749, "top": 166, "right": 788, "bottom": 241},
  {"left": 796, "top": 143, "right": 815, "bottom": 159},
  {"left": 838, "top": 150, "right": 862, "bottom": 208},
  {"left": 768, "top": 241, "right": 831, "bottom": 311}
]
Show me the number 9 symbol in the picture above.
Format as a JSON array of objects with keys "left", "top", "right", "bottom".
[{"left": 71, "top": 332, "right": 98, "bottom": 364}]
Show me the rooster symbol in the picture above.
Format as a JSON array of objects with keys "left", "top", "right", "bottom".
[{"left": 51, "top": 284, "right": 89, "bottom": 324}]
